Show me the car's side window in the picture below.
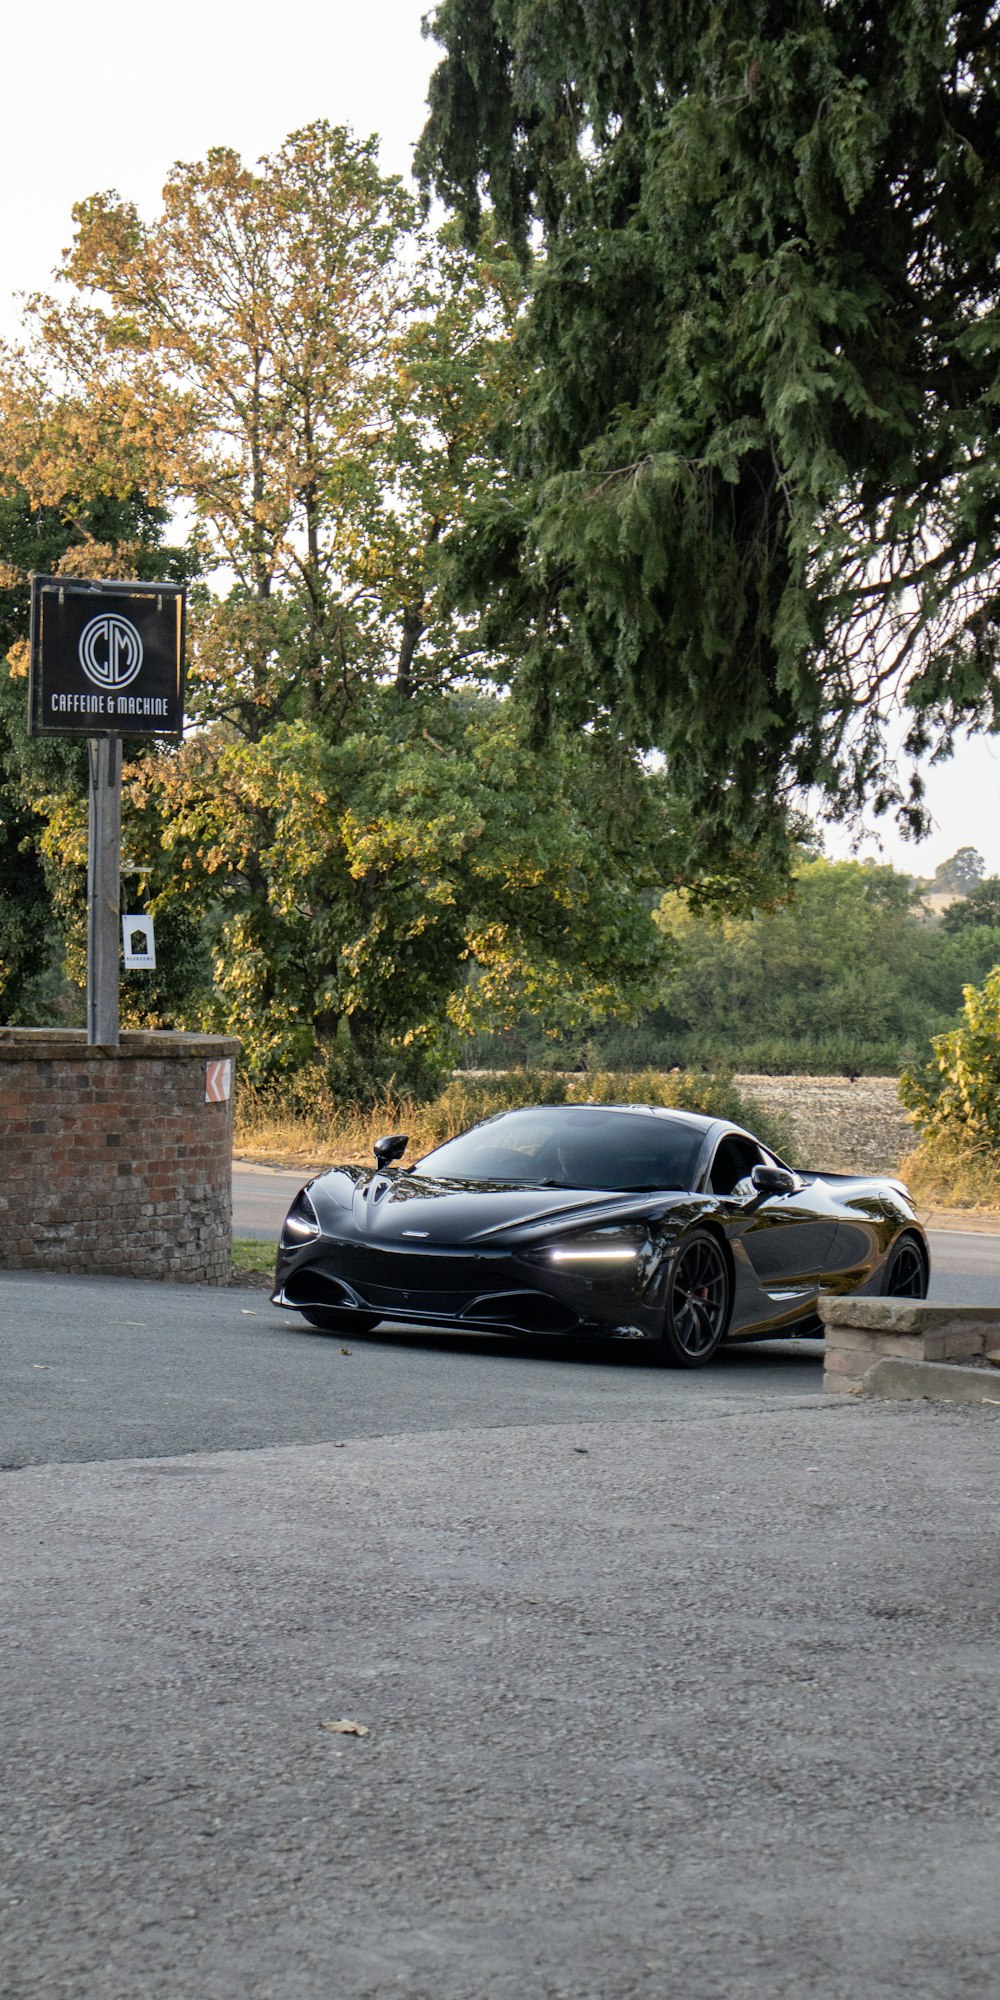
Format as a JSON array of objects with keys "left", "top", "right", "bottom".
[{"left": 708, "top": 1136, "right": 766, "bottom": 1196}]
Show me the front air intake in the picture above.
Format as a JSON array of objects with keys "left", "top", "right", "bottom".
[
  {"left": 283, "top": 1271, "right": 360, "bottom": 1311},
  {"left": 460, "top": 1291, "right": 579, "bottom": 1334}
]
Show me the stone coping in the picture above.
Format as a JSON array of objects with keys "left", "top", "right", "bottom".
[
  {"left": 0, "top": 1029, "right": 241, "bottom": 1062},
  {"left": 820, "top": 1297, "right": 1000, "bottom": 1334}
]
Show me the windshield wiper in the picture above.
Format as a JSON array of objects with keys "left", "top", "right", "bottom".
[{"left": 620, "top": 1183, "right": 679, "bottom": 1193}]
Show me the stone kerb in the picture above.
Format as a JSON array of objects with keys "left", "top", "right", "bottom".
[
  {"left": 820, "top": 1296, "right": 1000, "bottom": 1404},
  {"left": 0, "top": 1028, "right": 240, "bottom": 1284}
]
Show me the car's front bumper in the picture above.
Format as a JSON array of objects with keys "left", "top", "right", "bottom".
[{"left": 271, "top": 1234, "right": 664, "bottom": 1339}]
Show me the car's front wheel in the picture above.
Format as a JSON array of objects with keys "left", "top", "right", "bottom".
[
  {"left": 657, "top": 1230, "right": 732, "bottom": 1368},
  {"left": 881, "top": 1233, "right": 929, "bottom": 1299},
  {"left": 299, "top": 1308, "right": 381, "bottom": 1335}
]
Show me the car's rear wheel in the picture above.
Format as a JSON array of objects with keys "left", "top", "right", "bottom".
[
  {"left": 299, "top": 1308, "right": 381, "bottom": 1335},
  {"left": 657, "top": 1230, "right": 732, "bottom": 1368},
  {"left": 882, "top": 1233, "right": 929, "bottom": 1299}
]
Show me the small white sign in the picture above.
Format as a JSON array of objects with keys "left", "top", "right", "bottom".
[
  {"left": 122, "top": 914, "right": 156, "bottom": 969},
  {"left": 205, "top": 1058, "right": 233, "bottom": 1104}
]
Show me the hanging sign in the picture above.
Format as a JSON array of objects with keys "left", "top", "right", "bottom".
[
  {"left": 122, "top": 914, "right": 156, "bottom": 969},
  {"left": 28, "top": 576, "right": 186, "bottom": 738}
]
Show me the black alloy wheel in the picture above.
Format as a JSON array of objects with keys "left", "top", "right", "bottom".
[
  {"left": 300, "top": 1308, "right": 381, "bottom": 1335},
  {"left": 882, "top": 1233, "right": 929, "bottom": 1299},
  {"left": 658, "top": 1230, "right": 732, "bottom": 1368}
]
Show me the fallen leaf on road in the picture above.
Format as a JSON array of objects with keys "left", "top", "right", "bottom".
[
  {"left": 320, "top": 1719, "right": 369, "bottom": 1737},
  {"left": 340, "top": 1348, "right": 352, "bottom": 1356}
]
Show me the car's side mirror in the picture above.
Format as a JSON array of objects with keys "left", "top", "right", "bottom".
[
  {"left": 374, "top": 1132, "right": 409, "bottom": 1170},
  {"left": 750, "top": 1164, "right": 797, "bottom": 1199}
]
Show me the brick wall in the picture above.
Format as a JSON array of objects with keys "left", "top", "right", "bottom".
[{"left": 0, "top": 1030, "right": 240, "bottom": 1283}]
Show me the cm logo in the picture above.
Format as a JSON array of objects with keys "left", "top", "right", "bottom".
[{"left": 78, "top": 613, "right": 144, "bottom": 691}]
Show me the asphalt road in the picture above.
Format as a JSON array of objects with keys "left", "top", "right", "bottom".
[
  {"left": 3, "top": 1211, "right": 997, "bottom": 1472},
  {"left": 1, "top": 1268, "right": 831, "bottom": 1471},
  {"left": 4, "top": 1216, "right": 1000, "bottom": 2000},
  {"left": 5, "top": 1383, "right": 1000, "bottom": 1999}
]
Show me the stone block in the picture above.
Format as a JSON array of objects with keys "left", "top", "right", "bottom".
[
  {"left": 824, "top": 1369, "right": 864, "bottom": 1396},
  {"left": 862, "top": 1358, "right": 1000, "bottom": 1407},
  {"left": 824, "top": 1347, "right": 871, "bottom": 1379},
  {"left": 823, "top": 1325, "right": 884, "bottom": 1354},
  {"left": 922, "top": 1327, "right": 987, "bottom": 1362}
]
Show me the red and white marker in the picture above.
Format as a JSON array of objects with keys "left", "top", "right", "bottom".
[{"left": 205, "top": 1058, "right": 232, "bottom": 1104}]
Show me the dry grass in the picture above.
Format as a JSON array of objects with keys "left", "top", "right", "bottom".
[
  {"left": 234, "top": 1087, "right": 445, "bottom": 1170},
  {"left": 233, "top": 1066, "right": 794, "bottom": 1171},
  {"left": 897, "top": 1131, "right": 1000, "bottom": 1212}
]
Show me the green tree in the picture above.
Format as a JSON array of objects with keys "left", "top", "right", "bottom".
[
  {"left": 4, "top": 123, "right": 737, "bottom": 1080},
  {"left": 0, "top": 483, "right": 194, "bottom": 1024},
  {"left": 942, "top": 875, "right": 1000, "bottom": 932},
  {"left": 138, "top": 692, "right": 688, "bottom": 1088},
  {"left": 417, "top": 2, "right": 1000, "bottom": 868},
  {"left": 931, "top": 846, "right": 986, "bottom": 895},
  {"left": 651, "top": 857, "right": 1000, "bottom": 1071}
]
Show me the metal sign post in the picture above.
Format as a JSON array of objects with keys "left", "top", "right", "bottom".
[
  {"left": 87, "top": 735, "right": 123, "bottom": 1044},
  {"left": 28, "top": 576, "right": 186, "bottom": 1047}
]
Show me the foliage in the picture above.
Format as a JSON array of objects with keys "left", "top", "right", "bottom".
[
  {"left": 234, "top": 1064, "right": 792, "bottom": 1167},
  {"left": 899, "top": 966, "right": 1000, "bottom": 1147},
  {"left": 931, "top": 846, "right": 986, "bottom": 895},
  {"left": 0, "top": 481, "right": 192, "bottom": 1023},
  {"left": 1, "top": 121, "right": 793, "bottom": 1076},
  {"left": 1, "top": 123, "right": 526, "bottom": 725},
  {"left": 941, "top": 875, "right": 1000, "bottom": 931},
  {"left": 417, "top": 2, "right": 1000, "bottom": 866},
  {"left": 132, "top": 690, "right": 688, "bottom": 1089},
  {"left": 648, "top": 858, "right": 1000, "bottom": 1073}
]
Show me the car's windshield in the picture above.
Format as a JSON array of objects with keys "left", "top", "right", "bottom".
[{"left": 415, "top": 1107, "right": 704, "bottom": 1192}]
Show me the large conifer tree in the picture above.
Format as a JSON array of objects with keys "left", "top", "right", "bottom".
[{"left": 417, "top": 2, "right": 1000, "bottom": 864}]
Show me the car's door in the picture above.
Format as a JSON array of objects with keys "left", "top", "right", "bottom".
[
  {"left": 738, "top": 1182, "right": 840, "bottom": 1287},
  {"left": 707, "top": 1134, "right": 839, "bottom": 1287}
]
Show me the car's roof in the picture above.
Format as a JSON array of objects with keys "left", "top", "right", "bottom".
[{"left": 487, "top": 1102, "right": 723, "bottom": 1137}]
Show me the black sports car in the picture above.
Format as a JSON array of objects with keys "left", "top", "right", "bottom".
[{"left": 271, "top": 1103, "right": 930, "bottom": 1366}]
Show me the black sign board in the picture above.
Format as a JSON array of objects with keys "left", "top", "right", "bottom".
[{"left": 28, "top": 576, "right": 186, "bottom": 738}]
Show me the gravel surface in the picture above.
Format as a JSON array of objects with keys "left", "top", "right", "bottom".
[{"left": 4, "top": 1398, "right": 1000, "bottom": 1999}]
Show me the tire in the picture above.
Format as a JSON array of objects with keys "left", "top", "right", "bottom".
[
  {"left": 299, "top": 1308, "right": 381, "bottom": 1335},
  {"left": 657, "top": 1230, "right": 732, "bottom": 1368},
  {"left": 881, "top": 1232, "right": 929, "bottom": 1300}
]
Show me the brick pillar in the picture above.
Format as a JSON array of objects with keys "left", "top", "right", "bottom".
[{"left": 0, "top": 1029, "right": 240, "bottom": 1283}]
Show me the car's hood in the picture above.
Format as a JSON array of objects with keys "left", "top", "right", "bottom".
[{"left": 309, "top": 1167, "right": 693, "bottom": 1246}]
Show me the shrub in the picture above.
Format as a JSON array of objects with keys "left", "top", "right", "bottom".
[{"left": 899, "top": 967, "right": 1000, "bottom": 1146}]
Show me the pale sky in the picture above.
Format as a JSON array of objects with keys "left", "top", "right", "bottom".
[{"left": 2, "top": 0, "right": 997, "bottom": 878}]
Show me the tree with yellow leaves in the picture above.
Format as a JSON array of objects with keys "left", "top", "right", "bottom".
[{"left": 0, "top": 121, "right": 740, "bottom": 1086}]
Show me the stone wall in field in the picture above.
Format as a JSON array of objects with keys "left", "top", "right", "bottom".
[
  {"left": 735, "top": 1074, "right": 912, "bottom": 1176},
  {"left": 0, "top": 1029, "right": 239, "bottom": 1282}
]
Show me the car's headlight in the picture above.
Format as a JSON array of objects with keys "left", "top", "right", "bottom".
[
  {"left": 280, "top": 1187, "right": 321, "bottom": 1246},
  {"left": 536, "top": 1224, "right": 648, "bottom": 1265}
]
